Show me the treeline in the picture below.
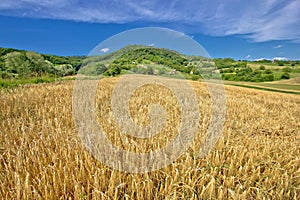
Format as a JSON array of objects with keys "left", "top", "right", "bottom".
[
  {"left": 253, "top": 59, "right": 300, "bottom": 66},
  {"left": 221, "top": 67, "right": 277, "bottom": 82},
  {"left": 214, "top": 58, "right": 298, "bottom": 82}
]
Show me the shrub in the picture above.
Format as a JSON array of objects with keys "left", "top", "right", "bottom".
[
  {"left": 264, "top": 69, "right": 273, "bottom": 74},
  {"left": 282, "top": 67, "right": 292, "bottom": 73},
  {"left": 259, "top": 65, "right": 265, "bottom": 70},
  {"left": 32, "top": 78, "right": 49, "bottom": 84},
  {"left": 190, "top": 74, "right": 200, "bottom": 81},
  {"left": 277, "top": 61, "right": 284, "bottom": 66},
  {"left": 263, "top": 74, "right": 274, "bottom": 81},
  {"left": 281, "top": 72, "right": 290, "bottom": 79},
  {"left": 0, "top": 79, "right": 10, "bottom": 88},
  {"left": 244, "top": 67, "right": 253, "bottom": 73},
  {"left": 158, "top": 68, "right": 167, "bottom": 75}
]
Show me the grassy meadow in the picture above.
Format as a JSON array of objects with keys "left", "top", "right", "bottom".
[{"left": 0, "top": 77, "right": 300, "bottom": 199}]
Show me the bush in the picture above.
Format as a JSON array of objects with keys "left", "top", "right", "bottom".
[
  {"left": 190, "top": 74, "right": 200, "bottom": 81},
  {"left": 0, "top": 80, "right": 10, "bottom": 88},
  {"left": 259, "top": 65, "right": 265, "bottom": 70},
  {"left": 263, "top": 74, "right": 274, "bottom": 81},
  {"left": 250, "top": 74, "right": 263, "bottom": 82},
  {"left": 282, "top": 67, "right": 292, "bottom": 73},
  {"left": 158, "top": 68, "right": 167, "bottom": 75},
  {"left": 0, "top": 71, "right": 13, "bottom": 79},
  {"left": 264, "top": 69, "right": 273, "bottom": 74},
  {"left": 281, "top": 72, "right": 290, "bottom": 79},
  {"left": 277, "top": 61, "right": 284, "bottom": 66},
  {"left": 244, "top": 67, "right": 253, "bottom": 73},
  {"left": 32, "top": 78, "right": 50, "bottom": 84}
]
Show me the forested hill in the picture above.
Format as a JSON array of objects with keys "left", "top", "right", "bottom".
[
  {"left": 0, "top": 47, "right": 84, "bottom": 79},
  {"left": 79, "top": 45, "right": 215, "bottom": 79}
]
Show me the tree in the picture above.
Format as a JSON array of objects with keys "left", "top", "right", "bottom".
[
  {"left": 94, "top": 63, "right": 107, "bottom": 75},
  {"left": 109, "top": 65, "right": 121, "bottom": 76},
  {"left": 26, "top": 51, "right": 50, "bottom": 75},
  {"left": 4, "top": 52, "right": 30, "bottom": 78}
]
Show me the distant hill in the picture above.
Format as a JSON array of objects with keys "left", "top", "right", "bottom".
[{"left": 214, "top": 57, "right": 300, "bottom": 82}]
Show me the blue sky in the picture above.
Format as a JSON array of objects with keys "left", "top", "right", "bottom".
[{"left": 0, "top": 0, "right": 299, "bottom": 60}]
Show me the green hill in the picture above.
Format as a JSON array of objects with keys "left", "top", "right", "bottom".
[
  {"left": 0, "top": 47, "right": 84, "bottom": 79},
  {"left": 79, "top": 45, "right": 216, "bottom": 80}
]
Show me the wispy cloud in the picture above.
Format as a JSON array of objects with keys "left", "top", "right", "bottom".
[
  {"left": 273, "top": 57, "right": 288, "bottom": 61},
  {"left": 246, "top": 54, "right": 251, "bottom": 59},
  {"left": 100, "top": 47, "right": 109, "bottom": 53},
  {"left": 254, "top": 58, "right": 268, "bottom": 61},
  {"left": 0, "top": 0, "right": 299, "bottom": 43},
  {"left": 254, "top": 57, "right": 289, "bottom": 61},
  {"left": 273, "top": 44, "right": 283, "bottom": 49}
]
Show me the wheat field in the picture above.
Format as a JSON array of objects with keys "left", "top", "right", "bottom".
[{"left": 0, "top": 76, "right": 299, "bottom": 199}]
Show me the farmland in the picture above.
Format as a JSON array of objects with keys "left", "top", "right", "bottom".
[
  {"left": 1, "top": 77, "right": 299, "bottom": 199},
  {"left": 224, "top": 78, "right": 300, "bottom": 94}
]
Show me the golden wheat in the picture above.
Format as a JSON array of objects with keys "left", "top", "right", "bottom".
[{"left": 0, "top": 77, "right": 299, "bottom": 199}]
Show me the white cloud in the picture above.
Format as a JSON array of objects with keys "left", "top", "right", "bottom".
[
  {"left": 0, "top": 0, "right": 299, "bottom": 43},
  {"left": 272, "top": 57, "right": 288, "bottom": 61},
  {"left": 0, "top": 0, "right": 69, "bottom": 9},
  {"left": 100, "top": 48, "right": 109, "bottom": 53},
  {"left": 0, "top": 2, "right": 14, "bottom": 9},
  {"left": 21, "top": 0, "right": 69, "bottom": 7},
  {"left": 254, "top": 58, "right": 268, "bottom": 61},
  {"left": 246, "top": 54, "right": 251, "bottom": 59},
  {"left": 273, "top": 44, "right": 283, "bottom": 49},
  {"left": 254, "top": 57, "right": 290, "bottom": 61}
]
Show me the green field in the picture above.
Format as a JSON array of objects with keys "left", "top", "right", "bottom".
[
  {"left": 256, "top": 82, "right": 300, "bottom": 91},
  {"left": 224, "top": 77, "right": 300, "bottom": 94}
]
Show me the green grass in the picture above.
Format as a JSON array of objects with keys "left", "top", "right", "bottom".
[
  {"left": 256, "top": 83, "right": 300, "bottom": 91},
  {"left": 230, "top": 84, "right": 300, "bottom": 95},
  {"left": 248, "top": 62, "right": 300, "bottom": 69},
  {"left": 0, "top": 76, "right": 57, "bottom": 89},
  {"left": 290, "top": 72, "right": 300, "bottom": 78},
  {"left": 272, "top": 71, "right": 285, "bottom": 80}
]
